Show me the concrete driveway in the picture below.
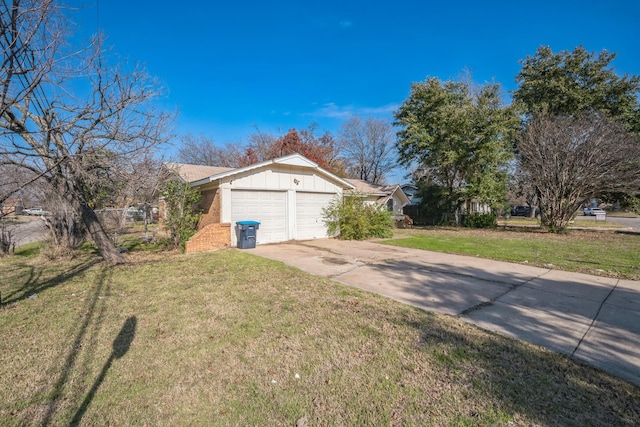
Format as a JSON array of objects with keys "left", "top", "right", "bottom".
[{"left": 249, "top": 238, "right": 640, "bottom": 387}]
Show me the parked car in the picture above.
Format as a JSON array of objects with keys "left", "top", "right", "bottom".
[
  {"left": 23, "top": 207, "right": 50, "bottom": 216},
  {"left": 584, "top": 207, "right": 606, "bottom": 216},
  {"left": 510, "top": 206, "right": 531, "bottom": 216}
]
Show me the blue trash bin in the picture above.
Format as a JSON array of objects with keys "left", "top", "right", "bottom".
[{"left": 236, "top": 221, "right": 260, "bottom": 249}]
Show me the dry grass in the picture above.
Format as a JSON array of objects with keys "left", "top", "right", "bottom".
[{"left": 1, "top": 248, "right": 639, "bottom": 426}]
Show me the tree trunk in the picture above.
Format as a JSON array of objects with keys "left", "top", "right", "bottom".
[
  {"left": 56, "top": 176, "right": 125, "bottom": 265},
  {"left": 77, "top": 200, "right": 125, "bottom": 265},
  {"left": 44, "top": 163, "right": 126, "bottom": 264}
]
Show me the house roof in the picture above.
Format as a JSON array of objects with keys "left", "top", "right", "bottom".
[
  {"left": 164, "top": 163, "right": 234, "bottom": 183},
  {"left": 170, "top": 153, "right": 355, "bottom": 190},
  {"left": 346, "top": 179, "right": 398, "bottom": 196},
  {"left": 346, "top": 179, "right": 411, "bottom": 207}
]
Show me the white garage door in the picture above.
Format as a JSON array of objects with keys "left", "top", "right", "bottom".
[
  {"left": 296, "top": 192, "right": 335, "bottom": 240},
  {"left": 231, "top": 190, "right": 287, "bottom": 245}
]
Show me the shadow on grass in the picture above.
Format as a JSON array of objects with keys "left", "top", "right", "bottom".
[
  {"left": 1, "top": 257, "right": 100, "bottom": 307},
  {"left": 401, "top": 313, "right": 640, "bottom": 425},
  {"left": 70, "top": 316, "right": 137, "bottom": 426},
  {"left": 616, "top": 230, "right": 640, "bottom": 236},
  {"left": 39, "top": 266, "right": 112, "bottom": 426}
]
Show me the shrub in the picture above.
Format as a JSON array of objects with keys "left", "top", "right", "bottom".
[
  {"left": 160, "top": 180, "right": 202, "bottom": 251},
  {"left": 323, "top": 194, "right": 394, "bottom": 240},
  {"left": 465, "top": 212, "right": 497, "bottom": 229}
]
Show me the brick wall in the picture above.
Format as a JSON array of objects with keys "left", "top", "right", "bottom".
[
  {"left": 197, "top": 188, "right": 221, "bottom": 229},
  {"left": 185, "top": 222, "right": 231, "bottom": 253}
]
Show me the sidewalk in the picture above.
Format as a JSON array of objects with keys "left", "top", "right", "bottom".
[{"left": 249, "top": 239, "right": 640, "bottom": 387}]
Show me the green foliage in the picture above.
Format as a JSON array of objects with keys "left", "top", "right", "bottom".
[
  {"left": 160, "top": 179, "right": 202, "bottom": 250},
  {"left": 394, "top": 77, "right": 518, "bottom": 222},
  {"left": 12, "top": 241, "right": 42, "bottom": 257},
  {"left": 464, "top": 212, "right": 497, "bottom": 229},
  {"left": 603, "top": 193, "right": 640, "bottom": 215},
  {"left": 622, "top": 195, "right": 640, "bottom": 214},
  {"left": 415, "top": 184, "right": 453, "bottom": 225},
  {"left": 323, "top": 194, "right": 394, "bottom": 240},
  {"left": 384, "top": 229, "right": 640, "bottom": 279},
  {"left": 514, "top": 45, "right": 640, "bottom": 133}
]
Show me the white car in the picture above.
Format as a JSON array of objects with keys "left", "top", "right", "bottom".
[
  {"left": 23, "top": 207, "right": 50, "bottom": 216},
  {"left": 583, "top": 207, "right": 605, "bottom": 216}
]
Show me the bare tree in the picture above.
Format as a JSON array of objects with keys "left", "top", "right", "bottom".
[
  {"left": 340, "top": 116, "right": 396, "bottom": 184},
  {"left": 517, "top": 113, "right": 640, "bottom": 232},
  {"left": 0, "top": 1, "right": 172, "bottom": 264},
  {"left": 246, "top": 127, "right": 278, "bottom": 164},
  {"left": 113, "top": 156, "right": 171, "bottom": 239},
  {"left": 0, "top": 0, "right": 59, "bottom": 119},
  {"left": 42, "top": 191, "right": 86, "bottom": 256},
  {"left": 508, "top": 164, "right": 540, "bottom": 218},
  {"left": 0, "top": 0, "right": 60, "bottom": 204},
  {"left": 177, "top": 134, "right": 244, "bottom": 167}
]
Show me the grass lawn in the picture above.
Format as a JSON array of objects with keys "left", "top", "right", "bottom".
[
  {"left": 1, "top": 246, "right": 639, "bottom": 426},
  {"left": 386, "top": 228, "right": 640, "bottom": 279},
  {"left": 498, "top": 216, "right": 627, "bottom": 229}
]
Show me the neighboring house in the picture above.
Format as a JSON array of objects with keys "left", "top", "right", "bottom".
[
  {"left": 461, "top": 199, "right": 491, "bottom": 215},
  {"left": 345, "top": 179, "right": 410, "bottom": 221},
  {"left": 166, "top": 153, "right": 355, "bottom": 253},
  {"left": 402, "top": 183, "right": 492, "bottom": 225},
  {"left": 400, "top": 184, "right": 421, "bottom": 206},
  {"left": 0, "top": 199, "right": 24, "bottom": 216}
]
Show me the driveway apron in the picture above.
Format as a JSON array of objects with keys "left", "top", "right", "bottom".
[{"left": 249, "top": 239, "right": 640, "bottom": 387}]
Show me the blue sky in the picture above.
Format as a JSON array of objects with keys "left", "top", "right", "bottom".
[{"left": 68, "top": 0, "right": 639, "bottom": 160}]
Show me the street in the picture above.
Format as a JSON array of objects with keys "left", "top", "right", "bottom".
[
  {"left": 5, "top": 217, "right": 47, "bottom": 247},
  {"left": 576, "top": 214, "right": 640, "bottom": 231}
]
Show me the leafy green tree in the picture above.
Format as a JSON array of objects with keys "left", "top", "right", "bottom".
[
  {"left": 160, "top": 180, "right": 202, "bottom": 250},
  {"left": 513, "top": 45, "right": 640, "bottom": 133},
  {"left": 323, "top": 194, "right": 394, "bottom": 240},
  {"left": 394, "top": 77, "right": 519, "bottom": 224},
  {"left": 621, "top": 194, "right": 640, "bottom": 214},
  {"left": 413, "top": 183, "right": 450, "bottom": 225}
]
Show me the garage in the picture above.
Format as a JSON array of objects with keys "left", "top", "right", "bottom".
[
  {"left": 173, "top": 153, "right": 355, "bottom": 252},
  {"left": 231, "top": 190, "right": 287, "bottom": 244},
  {"left": 295, "top": 192, "right": 335, "bottom": 240}
]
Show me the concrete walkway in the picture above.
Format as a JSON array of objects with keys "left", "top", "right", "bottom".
[{"left": 249, "top": 239, "right": 640, "bottom": 387}]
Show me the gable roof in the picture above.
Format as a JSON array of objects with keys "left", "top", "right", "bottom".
[
  {"left": 346, "top": 179, "right": 411, "bottom": 207},
  {"left": 346, "top": 179, "right": 397, "bottom": 196},
  {"left": 171, "top": 153, "right": 355, "bottom": 190},
  {"left": 164, "top": 162, "right": 234, "bottom": 183}
]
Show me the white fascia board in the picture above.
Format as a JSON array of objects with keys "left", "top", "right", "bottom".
[
  {"left": 189, "top": 153, "right": 356, "bottom": 190},
  {"left": 391, "top": 185, "right": 411, "bottom": 207}
]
